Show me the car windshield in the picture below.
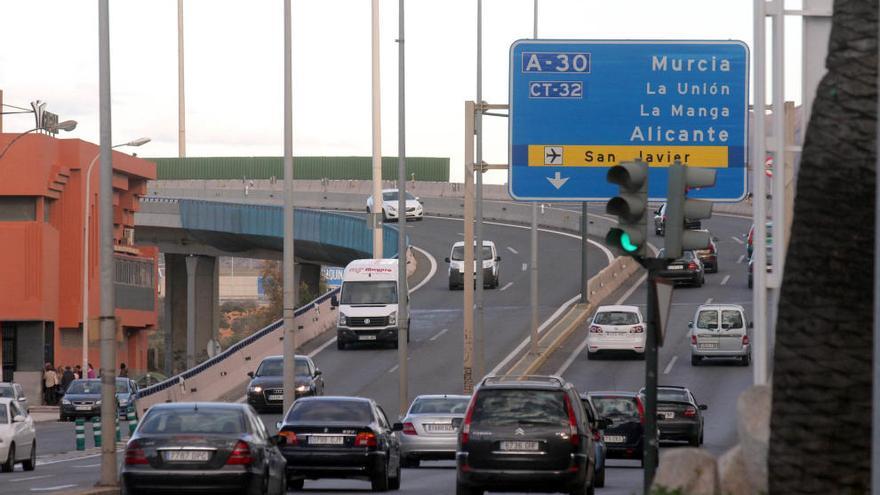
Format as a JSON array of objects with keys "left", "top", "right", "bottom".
[
  {"left": 382, "top": 191, "right": 416, "bottom": 201},
  {"left": 591, "top": 396, "right": 640, "bottom": 420},
  {"left": 721, "top": 310, "right": 744, "bottom": 328},
  {"left": 0, "top": 386, "right": 14, "bottom": 399},
  {"left": 594, "top": 311, "right": 638, "bottom": 325},
  {"left": 340, "top": 281, "right": 397, "bottom": 305},
  {"left": 409, "top": 397, "right": 469, "bottom": 415},
  {"left": 66, "top": 380, "right": 101, "bottom": 394},
  {"left": 256, "top": 358, "right": 310, "bottom": 376},
  {"left": 451, "top": 245, "right": 494, "bottom": 261},
  {"left": 657, "top": 389, "right": 691, "bottom": 403},
  {"left": 140, "top": 408, "right": 246, "bottom": 434},
  {"left": 470, "top": 389, "right": 568, "bottom": 427},
  {"left": 286, "top": 400, "right": 373, "bottom": 423},
  {"left": 696, "top": 310, "right": 718, "bottom": 330}
]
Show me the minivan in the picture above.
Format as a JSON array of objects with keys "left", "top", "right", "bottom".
[
  {"left": 445, "top": 241, "right": 501, "bottom": 290},
  {"left": 689, "top": 304, "right": 751, "bottom": 366},
  {"left": 332, "top": 259, "right": 409, "bottom": 350}
]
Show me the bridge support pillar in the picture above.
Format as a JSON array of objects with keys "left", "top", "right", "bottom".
[
  {"left": 165, "top": 253, "right": 219, "bottom": 373},
  {"left": 295, "top": 263, "right": 322, "bottom": 302}
]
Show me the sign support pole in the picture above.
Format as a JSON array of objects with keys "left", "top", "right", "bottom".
[{"left": 463, "top": 101, "right": 476, "bottom": 393}]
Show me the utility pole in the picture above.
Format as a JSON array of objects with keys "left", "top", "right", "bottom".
[
  {"left": 97, "top": 0, "right": 117, "bottom": 486},
  {"left": 474, "top": 0, "right": 485, "bottom": 380},
  {"left": 177, "top": 0, "right": 186, "bottom": 157},
  {"left": 463, "top": 101, "right": 476, "bottom": 393},
  {"left": 371, "top": 0, "right": 383, "bottom": 258},
  {"left": 281, "top": 0, "right": 298, "bottom": 415},
  {"left": 581, "top": 202, "right": 589, "bottom": 304},
  {"left": 396, "top": 0, "right": 409, "bottom": 417}
]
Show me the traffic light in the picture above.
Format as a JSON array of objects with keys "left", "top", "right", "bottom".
[
  {"left": 605, "top": 159, "right": 649, "bottom": 257},
  {"left": 664, "top": 160, "right": 716, "bottom": 259}
]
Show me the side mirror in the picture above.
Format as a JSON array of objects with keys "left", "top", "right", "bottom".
[
  {"left": 275, "top": 421, "right": 283, "bottom": 431},
  {"left": 415, "top": 196, "right": 421, "bottom": 203},
  {"left": 687, "top": 321, "right": 693, "bottom": 328},
  {"left": 699, "top": 404, "right": 708, "bottom": 410},
  {"left": 271, "top": 434, "right": 287, "bottom": 446},
  {"left": 17, "top": 397, "right": 26, "bottom": 402},
  {"left": 495, "top": 256, "right": 501, "bottom": 262},
  {"left": 330, "top": 295, "right": 339, "bottom": 308},
  {"left": 314, "top": 369, "right": 322, "bottom": 377},
  {"left": 12, "top": 415, "right": 24, "bottom": 423},
  {"left": 247, "top": 371, "right": 254, "bottom": 378},
  {"left": 392, "top": 422, "right": 404, "bottom": 432},
  {"left": 444, "top": 257, "right": 450, "bottom": 263}
]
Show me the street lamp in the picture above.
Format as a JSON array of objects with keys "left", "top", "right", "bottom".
[
  {"left": 0, "top": 120, "right": 78, "bottom": 160},
  {"left": 81, "top": 137, "right": 151, "bottom": 373}
]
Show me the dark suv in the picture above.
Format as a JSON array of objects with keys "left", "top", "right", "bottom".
[{"left": 456, "top": 375, "right": 595, "bottom": 495}]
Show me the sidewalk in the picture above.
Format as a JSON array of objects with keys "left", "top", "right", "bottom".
[{"left": 30, "top": 405, "right": 59, "bottom": 423}]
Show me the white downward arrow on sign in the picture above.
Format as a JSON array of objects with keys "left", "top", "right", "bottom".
[{"left": 546, "top": 171, "right": 569, "bottom": 190}]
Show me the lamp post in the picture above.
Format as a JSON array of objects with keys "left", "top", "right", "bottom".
[
  {"left": 0, "top": 120, "right": 78, "bottom": 161},
  {"left": 81, "top": 138, "right": 150, "bottom": 374}
]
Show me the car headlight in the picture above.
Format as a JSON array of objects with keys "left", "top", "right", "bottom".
[
  {"left": 96, "top": 400, "right": 102, "bottom": 406},
  {"left": 339, "top": 313, "right": 347, "bottom": 326},
  {"left": 388, "top": 311, "right": 397, "bottom": 325},
  {"left": 295, "top": 385, "right": 309, "bottom": 393},
  {"left": 62, "top": 398, "right": 71, "bottom": 405},
  {"left": 251, "top": 385, "right": 263, "bottom": 393}
]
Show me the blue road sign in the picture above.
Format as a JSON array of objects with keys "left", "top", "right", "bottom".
[{"left": 509, "top": 40, "right": 749, "bottom": 202}]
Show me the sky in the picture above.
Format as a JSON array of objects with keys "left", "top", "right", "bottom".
[{"left": 0, "top": 1, "right": 807, "bottom": 183}]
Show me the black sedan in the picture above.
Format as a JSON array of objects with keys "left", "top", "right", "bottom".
[
  {"left": 121, "top": 402, "right": 287, "bottom": 495},
  {"left": 246, "top": 355, "right": 324, "bottom": 413},
  {"left": 580, "top": 394, "right": 610, "bottom": 488},
  {"left": 587, "top": 391, "right": 647, "bottom": 466},
  {"left": 60, "top": 378, "right": 135, "bottom": 421},
  {"left": 640, "top": 386, "right": 707, "bottom": 446},
  {"left": 277, "top": 396, "right": 402, "bottom": 492},
  {"left": 657, "top": 249, "right": 705, "bottom": 287}
]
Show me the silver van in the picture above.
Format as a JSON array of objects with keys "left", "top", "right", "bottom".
[{"left": 689, "top": 304, "right": 751, "bottom": 366}]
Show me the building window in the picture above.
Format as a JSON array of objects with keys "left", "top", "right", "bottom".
[
  {"left": 0, "top": 197, "right": 36, "bottom": 221},
  {"left": 114, "top": 257, "right": 154, "bottom": 288}
]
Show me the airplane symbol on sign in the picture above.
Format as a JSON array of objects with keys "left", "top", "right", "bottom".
[{"left": 544, "top": 146, "right": 562, "bottom": 165}]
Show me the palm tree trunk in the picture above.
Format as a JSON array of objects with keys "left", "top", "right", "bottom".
[{"left": 768, "top": 0, "right": 876, "bottom": 493}]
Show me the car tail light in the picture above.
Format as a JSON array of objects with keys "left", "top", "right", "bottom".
[
  {"left": 402, "top": 422, "right": 417, "bottom": 436},
  {"left": 688, "top": 262, "right": 698, "bottom": 270},
  {"left": 124, "top": 440, "right": 148, "bottom": 465},
  {"left": 683, "top": 406, "right": 697, "bottom": 418},
  {"left": 636, "top": 397, "right": 646, "bottom": 425},
  {"left": 629, "top": 325, "right": 644, "bottom": 334},
  {"left": 460, "top": 395, "right": 477, "bottom": 445},
  {"left": 278, "top": 430, "right": 298, "bottom": 446},
  {"left": 355, "top": 432, "right": 378, "bottom": 447},
  {"left": 742, "top": 335, "right": 750, "bottom": 345},
  {"left": 589, "top": 325, "right": 603, "bottom": 333},
  {"left": 691, "top": 334, "right": 697, "bottom": 345},
  {"left": 226, "top": 440, "right": 253, "bottom": 465},
  {"left": 563, "top": 395, "right": 580, "bottom": 447}
]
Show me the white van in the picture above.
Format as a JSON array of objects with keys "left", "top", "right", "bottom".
[
  {"left": 445, "top": 240, "right": 501, "bottom": 290},
  {"left": 331, "top": 259, "right": 409, "bottom": 350}
]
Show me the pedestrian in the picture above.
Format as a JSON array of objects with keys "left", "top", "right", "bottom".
[
  {"left": 87, "top": 363, "right": 95, "bottom": 379},
  {"left": 119, "top": 363, "right": 128, "bottom": 378},
  {"left": 73, "top": 365, "right": 82, "bottom": 380},
  {"left": 60, "top": 366, "right": 75, "bottom": 395},
  {"left": 43, "top": 363, "right": 58, "bottom": 405}
]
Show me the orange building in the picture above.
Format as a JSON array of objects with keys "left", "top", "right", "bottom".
[{"left": 0, "top": 132, "right": 157, "bottom": 402}]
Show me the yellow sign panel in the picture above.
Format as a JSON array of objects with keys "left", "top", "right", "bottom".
[{"left": 529, "top": 145, "right": 728, "bottom": 168}]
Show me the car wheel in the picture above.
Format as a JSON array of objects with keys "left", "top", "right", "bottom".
[
  {"left": 748, "top": 277, "right": 753, "bottom": 289},
  {"left": 688, "top": 432, "right": 700, "bottom": 447},
  {"left": 700, "top": 430, "right": 705, "bottom": 445},
  {"left": 371, "top": 461, "right": 389, "bottom": 491},
  {"left": 741, "top": 353, "right": 751, "bottom": 366},
  {"left": 289, "top": 478, "right": 305, "bottom": 491},
  {"left": 1, "top": 444, "right": 14, "bottom": 473},
  {"left": 691, "top": 355, "right": 701, "bottom": 366},
  {"left": 388, "top": 460, "right": 401, "bottom": 490},
  {"left": 22, "top": 441, "right": 35, "bottom": 471},
  {"left": 586, "top": 351, "right": 595, "bottom": 361},
  {"left": 594, "top": 463, "right": 605, "bottom": 487},
  {"left": 456, "top": 482, "right": 482, "bottom": 495},
  {"left": 337, "top": 339, "right": 346, "bottom": 351},
  {"left": 402, "top": 456, "right": 420, "bottom": 468},
  {"left": 637, "top": 352, "right": 646, "bottom": 361}
]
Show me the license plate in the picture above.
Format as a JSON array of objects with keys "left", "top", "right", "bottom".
[
  {"left": 667, "top": 265, "right": 683, "bottom": 270},
  {"left": 164, "top": 450, "right": 210, "bottom": 462},
  {"left": 500, "top": 440, "right": 539, "bottom": 451},
  {"left": 309, "top": 435, "right": 344, "bottom": 445},
  {"left": 661, "top": 411, "right": 675, "bottom": 419},
  {"left": 603, "top": 435, "right": 625, "bottom": 443},
  {"left": 424, "top": 424, "right": 455, "bottom": 433},
  {"left": 268, "top": 394, "right": 284, "bottom": 401},
  {"left": 699, "top": 343, "right": 719, "bottom": 350},
  {"left": 359, "top": 335, "right": 377, "bottom": 341},
  {"left": 75, "top": 406, "right": 92, "bottom": 411}
]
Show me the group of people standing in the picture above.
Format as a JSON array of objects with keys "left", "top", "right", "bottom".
[{"left": 41, "top": 362, "right": 96, "bottom": 405}]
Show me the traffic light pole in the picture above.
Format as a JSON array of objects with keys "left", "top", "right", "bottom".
[{"left": 639, "top": 257, "right": 666, "bottom": 492}]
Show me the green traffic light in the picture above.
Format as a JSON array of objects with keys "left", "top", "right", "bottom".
[{"left": 620, "top": 232, "right": 638, "bottom": 252}]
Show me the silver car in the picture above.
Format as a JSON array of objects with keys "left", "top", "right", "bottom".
[
  {"left": 0, "top": 383, "right": 28, "bottom": 413},
  {"left": 689, "top": 304, "right": 752, "bottom": 366},
  {"left": 398, "top": 394, "right": 470, "bottom": 467}
]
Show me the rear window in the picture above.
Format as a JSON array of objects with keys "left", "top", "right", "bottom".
[
  {"left": 139, "top": 408, "right": 246, "bottom": 434},
  {"left": 470, "top": 389, "right": 568, "bottom": 427},
  {"left": 594, "top": 311, "right": 638, "bottom": 325},
  {"left": 721, "top": 310, "right": 744, "bottom": 328},
  {"left": 286, "top": 400, "right": 373, "bottom": 424},
  {"left": 409, "top": 397, "right": 469, "bottom": 415},
  {"left": 591, "top": 397, "right": 640, "bottom": 420},
  {"left": 696, "top": 310, "right": 718, "bottom": 330},
  {"left": 657, "top": 389, "right": 690, "bottom": 403}
]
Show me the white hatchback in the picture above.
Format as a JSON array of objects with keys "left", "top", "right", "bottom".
[
  {"left": 0, "top": 398, "right": 36, "bottom": 473},
  {"left": 586, "top": 305, "right": 646, "bottom": 359}
]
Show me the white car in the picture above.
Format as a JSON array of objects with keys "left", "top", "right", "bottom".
[
  {"left": 445, "top": 240, "right": 501, "bottom": 289},
  {"left": 0, "top": 398, "right": 36, "bottom": 473},
  {"left": 366, "top": 188, "right": 424, "bottom": 221},
  {"left": 586, "top": 305, "right": 646, "bottom": 359}
]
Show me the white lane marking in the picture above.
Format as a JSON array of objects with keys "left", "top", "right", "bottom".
[
  {"left": 30, "top": 485, "right": 77, "bottom": 492},
  {"left": 499, "top": 282, "right": 514, "bottom": 292},
  {"left": 521, "top": 263, "right": 528, "bottom": 271},
  {"left": 36, "top": 453, "right": 101, "bottom": 467},
  {"left": 458, "top": 232, "right": 464, "bottom": 236},
  {"left": 555, "top": 273, "right": 647, "bottom": 377},
  {"left": 507, "top": 246, "right": 518, "bottom": 255},
  {"left": 731, "top": 236, "right": 745, "bottom": 245},
  {"left": 11, "top": 475, "right": 53, "bottom": 483},
  {"left": 705, "top": 298, "right": 713, "bottom": 305},
  {"left": 721, "top": 275, "right": 730, "bottom": 285},
  {"left": 72, "top": 463, "right": 100, "bottom": 468},
  {"left": 409, "top": 245, "right": 437, "bottom": 293},
  {"left": 388, "top": 364, "right": 399, "bottom": 373},
  {"left": 663, "top": 356, "right": 678, "bottom": 375},
  {"left": 737, "top": 254, "right": 745, "bottom": 264},
  {"left": 429, "top": 328, "right": 449, "bottom": 341}
]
